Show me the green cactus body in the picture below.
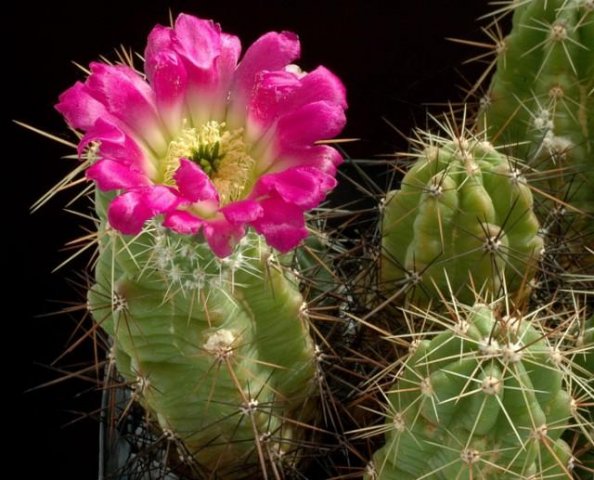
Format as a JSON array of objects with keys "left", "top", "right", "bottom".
[
  {"left": 367, "top": 304, "right": 577, "bottom": 479},
  {"left": 380, "top": 136, "right": 543, "bottom": 305},
  {"left": 88, "top": 194, "right": 317, "bottom": 477},
  {"left": 479, "top": 0, "right": 594, "bottom": 217}
]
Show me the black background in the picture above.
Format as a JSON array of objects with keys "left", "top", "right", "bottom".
[{"left": 7, "top": 0, "right": 493, "bottom": 477}]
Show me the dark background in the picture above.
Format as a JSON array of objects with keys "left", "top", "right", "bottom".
[{"left": 7, "top": 0, "right": 493, "bottom": 477}]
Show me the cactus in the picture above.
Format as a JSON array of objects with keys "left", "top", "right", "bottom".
[
  {"left": 47, "top": 12, "right": 348, "bottom": 478},
  {"left": 88, "top": 197, "right": 319, "bottom": 476},
  {"left": 478, "top": 0, "right": 594, "bottom": 221},
  {"left": 365, "top": 302, "right": 584, "bottom": 479},
  {"left": 380, "top": 128, "right": 543, "bottom": 306}
]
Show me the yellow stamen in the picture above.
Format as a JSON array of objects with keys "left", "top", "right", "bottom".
[
  {"left": 214, "top": 128, "right": 256, "bottom": 204},
  {"left": 161, "top": 120, "right": 255, "bottom": 205}
]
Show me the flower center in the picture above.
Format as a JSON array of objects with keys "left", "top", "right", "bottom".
[{"left": 163, "top": 121, "right": 256, "bottom": 205}]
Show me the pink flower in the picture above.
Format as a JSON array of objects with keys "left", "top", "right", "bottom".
[{"left": 56, "top": 14, "right": 346, "bottom": 257}]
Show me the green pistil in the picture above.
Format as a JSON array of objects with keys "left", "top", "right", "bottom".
[
  {"left": 163, "top": 120, "right": 225, "bottom": 184},
  {"left": 191, "top": 141, "right": 221, "bottom": 176}
]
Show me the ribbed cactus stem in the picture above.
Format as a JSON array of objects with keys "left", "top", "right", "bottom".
[
  {"left": 88, "top": 194, "right": 318, "bottom": 477},
  {"left": 381, "top": 133, "right": 543, "bottom": 305},
  {"left": 366, "top": 303, "right": 581, "bottom": 479},
  {"left": 479, "top": 0, "right": 594, "bottom": 218}
]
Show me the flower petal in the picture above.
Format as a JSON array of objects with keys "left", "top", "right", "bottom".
[
  {"left": 251, "top": 197, "right": 308, "bottom": 252},
  {"left": 163, "top": 210, "right": 203, "bottom": 234},
  {"left": 218, "top": 33, "right": 242, "bottom": 88},
  {"left": 108, "top": 186, "right": 179, "bottom": 235},
  {"left": 247, "top": 70, "right": 301, "bottom": 134},
  {"left": 253, "top": 167, "right": 336, "bottom": 209},
  {"left": 203, "top": 220, "right": 245, "bottom": 257},
  {"left": 234, "top": 31, "right": 300, "bottom": 96},
  {"left": 86, "top": 160, "right": 150, "bottom": 191},
  {"left": 228, "top": 31, "right": 300, "bottom": 126},
  {"left": 145, "top": 25, "right": 175, "bottom": 80},
  {"left": 298, "top": 66, "right": 347, "bottom": 110},
  {"left": 174, "top": 158, "right": 219, "bottom": 203},
  {"left": 267, "top": 144, "right": 344, "bottom": 175},
  {"left": 79, "top": 119, "right": 152, "bottom": 172},
  {"left": 221, "top": 200, "right": 263, "bottom": 223},
  {"left": 254, "top": 102, "right": 346, "bottom": 173},
  {"left": 210, "top": 32, "right": 242, "bottom": 121},
  {"left": 277, "top": 100, "right": 346, "bottom": 147},
  {"left": 173, "top": 14, "right": 222, "bottom": 71},
  {"left": 86, "top": 63, "right": 167, "bottom": 154},
  {"left": 168, "top": 15, "right": 225, "bottom": 125},
  {"left": 147, "top": 50, "right": 189, "bottom": 134},
  {"left": 55, "top": 82, "right": 113, "bottom": 131},
  {"left": 248, "top": 66, "right": 347, "bottom": 134}
]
